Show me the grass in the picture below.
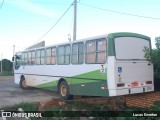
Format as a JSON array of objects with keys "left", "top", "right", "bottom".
[
  {"left": 1, "top": 102, "right": 38, "bottom": 111},
  {"left": 0, "top": 72, "right": 14, "bottom": 76}
]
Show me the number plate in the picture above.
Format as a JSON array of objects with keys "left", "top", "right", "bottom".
[
  {"left": 132, "top": 82, "right": 139, "bottom": 87},
  {"left": 147, "top": 86, "right": 152, "bottom": 91}
]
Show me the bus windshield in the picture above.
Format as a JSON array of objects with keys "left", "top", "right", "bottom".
[{"left": 114, "top": 37, "right": 150, "bottom": 60}]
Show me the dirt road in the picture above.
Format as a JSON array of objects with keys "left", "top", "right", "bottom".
[{"left": 0, "top": 76, "right": 59, "bottom": 108}]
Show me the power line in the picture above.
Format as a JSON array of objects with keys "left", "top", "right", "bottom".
[
  {"left": 34, "top": 1, "right": 74, "bottom": 44},
  {"left": 79, "top": 2, "right": 160, "bottom": 21},
  {"left": 31, "top": 1, "right": 69, "bottom": 6},
  {"left": 0, "top": 0, "right": 4, "bottom": 9}
]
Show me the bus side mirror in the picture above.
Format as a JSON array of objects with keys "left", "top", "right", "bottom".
[{"left": 12, "top": 56, "right": 14, "bottom": 61}]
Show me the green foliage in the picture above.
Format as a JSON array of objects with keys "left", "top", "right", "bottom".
[
  {"left": 144, "top": 37, "right": 160, "bottom": 81},
  {"left": 0, "top": 59, "right": 13, "bottom": 72},
  {"left": 0, "top": 71, "right": 13, "bottom": 76},
  {"left": 3, "top": 101, "right": 160, "bottom": 120}
]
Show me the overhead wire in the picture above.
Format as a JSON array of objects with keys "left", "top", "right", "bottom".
[
  {"left": 0, "top": 0, "right": 4, "bottom": 9},
  {"left": 78, "top": 2, "right": 160, "bottom": 21},
  {"left": 33, "top": 1, "right": 74, "bottom": 44},
  {"left": 31, "top": 1, "right": 69, "bottom": 6}
]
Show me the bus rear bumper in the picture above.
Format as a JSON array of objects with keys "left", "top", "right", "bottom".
[{"left": 109, "top": 85, "right": 154, "bottom": 96}]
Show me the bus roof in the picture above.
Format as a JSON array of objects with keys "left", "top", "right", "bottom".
[{"left": 15, "top": 32, "right": 151, "bottom": 53}]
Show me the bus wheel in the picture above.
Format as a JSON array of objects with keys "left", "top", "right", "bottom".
[
  {"left": 59, "top": 81, "right": 73, "bottom": 100},
  {"left": 20, "top": 77, "right": 30, "bottom": 90}
]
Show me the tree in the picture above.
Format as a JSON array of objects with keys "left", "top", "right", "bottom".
[
  {"left": 144, "top": 37, "right": 160, "bottom": 89},
  {"left": 0, "top": 59, "right": 13, "bottom": 72}
]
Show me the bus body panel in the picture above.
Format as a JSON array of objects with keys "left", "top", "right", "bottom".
[
  {"left": 107, "top": 56, "right": 116, "bottom": 96},
  {"left": 115, "top": 61, "right": 153, "bottom": 85},
  {"left": 14, "top": 63, "right": 108, "bottom": 96}
]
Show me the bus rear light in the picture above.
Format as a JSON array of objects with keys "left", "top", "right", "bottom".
[
  {"left": 128, "top": 84, "right": 131, "bottom": 87},
  {"left": 141, "top": 83, "right": 144, "bottom": 86},
  {"left": 117, "top": 83, "right": 125, "bottom": 87},
  {"left": 146, "top": 81, "right": 152, "bottom": 84}
]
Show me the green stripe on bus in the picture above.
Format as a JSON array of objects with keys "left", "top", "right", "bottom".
[
  {"left": 36, "top": 80, "right": 57, "bottom": 88},
  {"left": 35, "top": 70, "right": 107, "bottom": 88},
  {"left": 73, "top": 70, "right": 107, "bottom": 81}
]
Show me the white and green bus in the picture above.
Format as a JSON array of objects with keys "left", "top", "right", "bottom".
[{"left": 13, "top": 32, "right": 154, "bottom": 100}]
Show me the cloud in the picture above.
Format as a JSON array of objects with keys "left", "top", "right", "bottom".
[{"left": 7, "top": 0, "right": 56, "bottom": 17}]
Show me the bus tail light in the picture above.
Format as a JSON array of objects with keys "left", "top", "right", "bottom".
[
  {"left": 146, "top": 81, "right": 152, "bottom": 84},
  {"left": 117, "top": 83, "right": 125, "bottom": 87}
]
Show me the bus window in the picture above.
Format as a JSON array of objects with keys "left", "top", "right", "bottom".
[
  {"left": 41, "top": 49, "right": 45, "bottom": 64},
  {"left": 115, "top": 37, "right": 150, "bottom": 60},
  {"left": 46, "top": 47, "right": 56, "bottom": 64},
  {"left": 21, "top": 52, "right": 28, "bottom": 65},
  {"left": 28, "top": 51, "right": 35, "bottom": 65},
  {"left": 15, "top": 55, "right": 21, "bottom": 70},
  {"left": 72, "top": 42, "right": 84, "bottom": 64},
  {"left": 58, "top": 45, "right": 70, "bottom": 65},
  {"left": 36, "top": 50, "right": 41, "bottom": 64},
  {"left": 28, "top": 52, "right": 32, "bottom": 65},
  {"left": 86, "top": 41, "right": 96, "bottom": 63},
  {"left": 31, "top": 51, "right": 35, "bottom": 65},
  {"left": 86, "top": 39, "right": 106, "bottom": 64},
  {"left": 51, "top": 48, "right": 56, "bottom": 64},
  {"left": 36, "top": 49, "right": 45, "bottom": 65},
  {"left": 97, "top": 40, "right": 106, "bottom": 63}
]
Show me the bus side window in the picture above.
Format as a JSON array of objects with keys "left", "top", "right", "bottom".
[
  {"left": 36, "top": 50, "right": 41, "bottom": 65},
  {"left": 24, "top": 52, "right": 27, "bottom": 65},
  {"left": 28, "top": 51, "right": 32, "bottom": 65},
  {"left": 86, "top": 41, "right": 96, "bottom": 63},
  {"left": 85, "top": 39, "right": 107, "bottom": 64},
  {"left": 22, "top": 52, "right": 27, "bottom": 65},
  {"left": 31, "top": 51, "right": 35, "bottom": 65},
  {"left": 21, "top": 53, "right": 25, "bottom": 65},
  {"left": 51, "top": 47, "right": 56, "bottom": 64},
  {"left": 36, "top": 49, "right": 45, "bottom": 65},
  {"left": 46, "top": 47, "right": 56, "bottom": 65},
  {"left": 72, "top": 42, "right": 84, "bottom": 64},
  {"left": 28, "top": 51, "right": 35, "bottom": 65},
  {"left": 41, "top": 49, "right": 45, "bottom": 64},
  {"left": 58, "top": 45, "right": 70, "bottom": 65},
  {"left": 97, "top": 39, "right": 107, "bottom": 63}
]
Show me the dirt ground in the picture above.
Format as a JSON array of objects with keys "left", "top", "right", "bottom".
[{"left": 0, "top": 76, "right": 59, "bottom": 108}]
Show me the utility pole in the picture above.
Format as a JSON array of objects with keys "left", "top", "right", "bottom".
[
  {"left": 1, "top": 54, "right": 2, "bottom": 75},
  {"left": 13, "top": 45, "right": 15, "bottom": 72},
  {"left": 73, "top": 0, "right": 77, "bottom": 41}
]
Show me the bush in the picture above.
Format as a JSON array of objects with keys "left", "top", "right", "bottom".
[{"left": 144, "top": 37, "right": 160, "bottom": 89}]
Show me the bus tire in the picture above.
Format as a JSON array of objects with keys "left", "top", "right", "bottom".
[
  {"left": 59, "top": 81, "right": 73, "bottom": 100},
  {"left": 20, "top": 77, "right": 30, "bottom": 90}
]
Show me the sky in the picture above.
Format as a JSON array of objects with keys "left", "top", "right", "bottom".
[{"left": 0, "top": 0, "right": 160, "bottom": 60}]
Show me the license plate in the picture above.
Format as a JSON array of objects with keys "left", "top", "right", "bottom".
[
  {"left": 132, "top": 82, "right": 139, "bottom": 87},
  {"left": 147, "top": 86, "right": 152, "bottom": 91}
]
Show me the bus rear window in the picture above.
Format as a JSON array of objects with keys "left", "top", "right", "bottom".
[{"left": 115, "top": 37, "right": 150, "bottom": 60}]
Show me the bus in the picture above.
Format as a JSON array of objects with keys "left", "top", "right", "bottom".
[{"left": 13, "top": 32, "right": 154, "bottom": 100}]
